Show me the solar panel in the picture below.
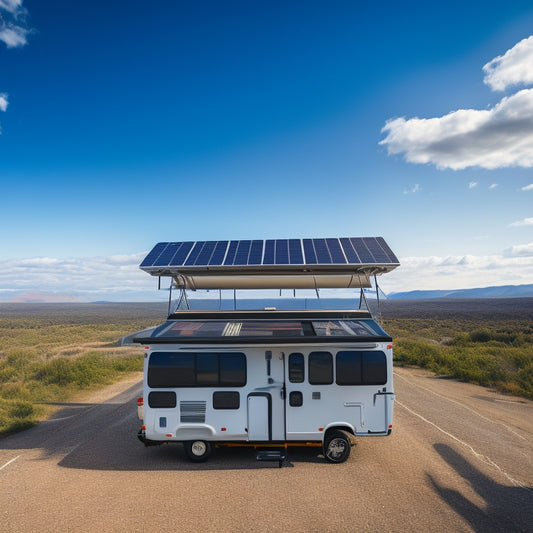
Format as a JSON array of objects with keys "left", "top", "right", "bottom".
[{"left": 140, "top": 238, "right": 399, "bottom": 275}]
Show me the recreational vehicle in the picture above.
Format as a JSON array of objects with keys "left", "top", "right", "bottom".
[{"left": 135, "top": 237, "right": 399, "bottom": 464}]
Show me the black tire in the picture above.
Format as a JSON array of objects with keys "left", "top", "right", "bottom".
[
  {"left": 323, "top": 430, "right": 352, "bottom": 463},
  {"left": 184, "top": 440, "right": 212, "bottom": 462}
]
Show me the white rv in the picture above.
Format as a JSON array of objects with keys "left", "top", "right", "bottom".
[{"left": 135, "top": 237, "right": 399, "bottom": 464}]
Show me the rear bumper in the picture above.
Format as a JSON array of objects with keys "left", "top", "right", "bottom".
[{"left": 137, "top": 428, "right": 163, "bottom": 447}]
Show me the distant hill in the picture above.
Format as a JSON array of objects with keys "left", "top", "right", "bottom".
[{"left": 388, "top": 284, "right": 533, "bottom": 299}]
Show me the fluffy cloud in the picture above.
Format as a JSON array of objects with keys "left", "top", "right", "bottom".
[
  {"left": 0, "top": 93, "right": 7, "bottom": 112},
  {"left": 1, "top": 245, "right": 533, "bottom": 301},
  {"left": 380, "top": 37, "right": 533, "bottom": 170},
  {"left": 503, "top": 242, "right": 533, "bottom": 257},
  {"left": 0, "top": 24, "right": 27, "bottom": 47},
  {"left": 0, "top": 252, "right": 169, "bottom": 302},
  {"left": 521, "top": 184, "right": 533, "bottom": 191},
  {"left": 0, "top": 1, "right": 24, "bottom": 13},
  {"left": 509, "top": 217, "right": 533, "bottom": 227},
  {"left": 383, "top": 243, "right": 533, "bottom": 293},
  {"left": 483, "top": 36, "right": 533, "bottom": 91},
  {"left": 0, "top": 0, "right": 28, "bottom": 48}
]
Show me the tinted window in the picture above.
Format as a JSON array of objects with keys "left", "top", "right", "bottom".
[
  {"left": 196, "top": 353, "right": 219, "bottom": 386},
  {"left": 148, "top": 352, "right": 246, "bottom": 388},
  {"left": 363, "top": 351, "right": 387, "bottom": 385},
  {"left": 148, "top": 352, "right": 195, "bottom": 388},
  {"left": 336, "top": 351, "right": 362, "bottom": 385},
  {"left": 335, "top": 351, "right": 387, "bottom": 386},
  {"left": 289, "top": 353, "right": 305, "bottom": 383},
  {"left": 289, "top": 391, "right": 303, "bottom": 407},
  {"left": 220, "top": 353, "right": 246, "bottom": 386},
  {"left": 308, "top": 351, "right": 333, "bottom": 385},
  {"left": 148, "top": 391, "right": 177, "bottom": 408},
  {"left": 213, "top": 391, "right": 240, "bottom": 410}
]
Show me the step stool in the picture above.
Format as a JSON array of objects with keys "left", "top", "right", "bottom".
[{"left": 256, "top": 450, "right": 286, "bottom": 468}]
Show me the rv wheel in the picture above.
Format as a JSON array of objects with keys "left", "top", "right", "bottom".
[
  {"left": 323, "top": 430, "right": 351, "bottom": 463},
  {"left": 184, "top": 440, "right": 212, "bottom": 462}
]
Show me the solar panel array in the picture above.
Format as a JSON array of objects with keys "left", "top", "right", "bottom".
[{"left": 140, "top": 238, "right": 399, "bottom": 270}]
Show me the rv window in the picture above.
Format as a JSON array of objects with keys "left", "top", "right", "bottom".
[
  {"left": 289, "top": 391, "right": 303, "bottom": 407},
  {"left": 148, "top": 391, "right": 177, "bottom": 408},
  {"left": 213, "top": 391, "right": 240, "bottom": 410},
  {"left": 362, "top": 351, "right": 387, "bottom": 385},
  {"left": 336, "top": 351, "right": 362, "bottom": 385},
  {"left": 148, "top": 352, "right": 246, "bottom": 388},
  {"left": 148, "top": 352, "right": 195, "bottom": 388},
  {"left": 335, "top": 351, "right": 387, "bottom": 386},
  {"left": 288, "top": 353, "right": 305, "bottom": 383},
  {"left": 308, "top": 351, "right": 333, "bottom": 385},
  {"left": 196, "top": 353, "right": 219, "bottom": 386},
  {"left": 219, "top": 353, "right": 247, "bottom": 387}
]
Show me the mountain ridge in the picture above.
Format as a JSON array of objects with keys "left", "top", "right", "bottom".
[{"left": 388, "top": 283, "right": 533, "bottom": 299}]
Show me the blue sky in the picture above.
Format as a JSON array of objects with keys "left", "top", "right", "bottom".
[{"left": 1, "top": 0, "right": 533, "bottom": 301}]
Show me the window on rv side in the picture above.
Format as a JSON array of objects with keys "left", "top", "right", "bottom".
[
  {"left": 335, "top": 351, "right": 387, "bottom": 386},
  {"left": 148, "top": 352, "right": 246, "bottom": 388},
  {"left": 288, "top": 353, "right": 305, "bottom": 383},
  {"left": 362, "top": 351, "right": 388, "bottom": 385},
  {"left": 219, "top": 353, "right": 247, "bottom": 386},
  {"left": 196, "top": 353, "right": 219, "bottom": 386},
  {"left": 148, "top": 352, "right": 195, "bottom": 388},
  {"left": 308, "top": 351, "right": 333, "bottom": 385}
]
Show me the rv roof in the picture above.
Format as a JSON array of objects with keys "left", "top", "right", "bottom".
[{"left": 139, "top": 237, "right": 399, "bottom": 290}]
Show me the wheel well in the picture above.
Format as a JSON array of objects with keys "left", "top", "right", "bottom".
[{"left": 324, "top": 425, "right": 355, "bottom": 440}]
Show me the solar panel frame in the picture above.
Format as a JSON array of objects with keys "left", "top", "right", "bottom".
[
  {"left": 233, "top": 240, "right": 251, "bottom": 265},
  {"left": 349, "top": 238, "right": 374, "bottom": 264},
  {"left": 140, "top": 238, "right": 399, "bottom": 280},
  {"left": 289, "top": 239, "right": 303, "bottom": 265},
  {"left": 313, "top": 238, "right": 332, "bottom": 264},
  {"left": 326, "top": 238, "right": 346, "bottom": 264},
  {"left": 339, "top": 238, "right": 361, "bottom": 264},
  {"left": 223, "top": 241, "right": 239, "bottom": 266},
  {"left": 302, "top": 239, "right": 317, "bottom": 264},
  {"left": 140, "top": 242, "right": 168, "bottom": 268},
  {"left": 376, "top": 237, "right": 400, "bottom": 264},
  {"left": 275, "top": 239, "right": 289, "bottom": 265},
  {"left": 208, "top": 241, "right": 229, "bottom": 265},
  {"left": 263, "top": 240, "right": 275, "bottom": 265}
]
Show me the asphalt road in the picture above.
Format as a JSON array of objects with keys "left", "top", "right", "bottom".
[{"left": 1, "top": 368, "right": 532, "bottom": 533}]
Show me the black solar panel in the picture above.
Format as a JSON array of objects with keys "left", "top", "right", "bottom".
[{"left": 141, "top": 238, "right": 399, "bottom": 270}]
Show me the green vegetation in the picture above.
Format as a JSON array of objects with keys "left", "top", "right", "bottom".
[
  {"left": 1, "top": 300, "right": 532, "bottom": 436},
  {"left": 383, "top": 304, "right": 533, "bottom": 400},
  {"left": 0, "top": 303, "right": 165, "bottom": 436}
]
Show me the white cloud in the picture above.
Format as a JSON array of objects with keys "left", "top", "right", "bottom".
[
  {"left": 521, "top": 184, "right": 533, "bottom": 191},
  {"left": 0, "top": 0, "right": 29, "bottom": 48},
  {"left": 0, "top": 24, "right": 27, "bottom": 47},
  {"left": 380, "top": 36, "right": 533, "bottom": 171},
  {"left": 2, "top": 245, "right": 533, "bottom": 302},
  {"left": 489, "top": 183, "right": 498, "bottom": 189},
  {"left": 0, "top": 252, "right": 166, "bottom": 302},
  {"left": 0, "top": 93, "right": 7, "bottom": 112},
  {"left": 509, "top": 217, "right": 533, "bottom": 227},
  {"left": 483, "top": 36, "right": 533, "bottom": 91},
  {"left": 503, "top": 243, "right": 533, "bottom": 257},
  {"left": 469, "top": 181, "right": 478, "bottom": 189},
  {"left": 0, "top": 1, "right": 24, "bottom": 14},
  {"left": 403, "top": 183, "right": 421, "bottom": 194},
  {"left": 383, "top": 244, "right": 533, "bottom": 293}
]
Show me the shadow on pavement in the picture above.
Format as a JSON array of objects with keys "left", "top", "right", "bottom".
[
  {"left": 429, "top": 443, "right": 533, "bottom": 532},
  {"left": 0, "top": 381, "right": 328, "bottom": 471}
]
